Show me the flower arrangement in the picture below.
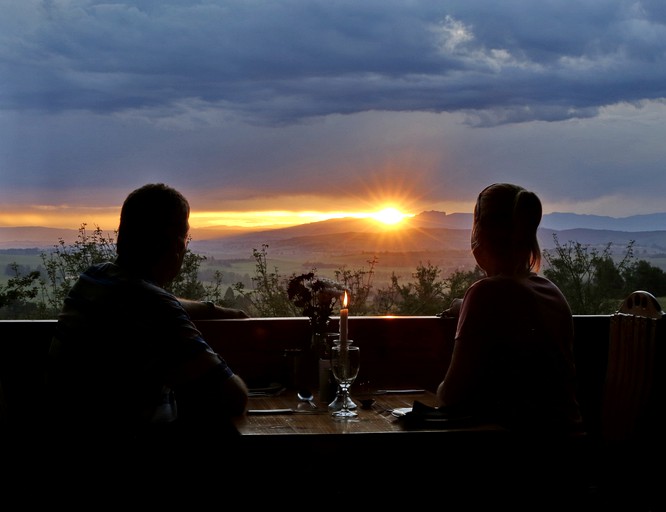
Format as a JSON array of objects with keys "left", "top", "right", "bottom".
[{"left": 287, "top": 271, "right": 347, "bottom": 335}]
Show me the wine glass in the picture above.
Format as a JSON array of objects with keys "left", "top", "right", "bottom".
[
  {"left": 328, "top": 337, "right": 357, "bottom": 411},
  {"left": 330, "top": 345, "right": 360, "bottom": 418}
]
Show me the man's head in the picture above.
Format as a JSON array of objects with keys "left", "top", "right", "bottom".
[{"left": 116, "top": 183, "right": 190, "bottom": 282}]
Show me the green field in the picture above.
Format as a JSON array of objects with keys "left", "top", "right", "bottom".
[
  {"left": 194, "top": 251, "right": 452, "bottom": 291},
  {"left": 0, "top": 246, "right": 473, "bottom": 293}
]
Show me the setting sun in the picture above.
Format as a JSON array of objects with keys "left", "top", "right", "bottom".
[{"left": 370, "top": 207, "right": 410, "bottom": 225}]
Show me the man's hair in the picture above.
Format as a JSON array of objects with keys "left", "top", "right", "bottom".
[{"left": 116, "top": 183, "right": 190, "bottom": 263}]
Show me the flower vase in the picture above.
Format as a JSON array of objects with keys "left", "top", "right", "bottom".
[
  {"left": 312, "top": 330, "right": 337, "bottom": 404},
  {"left": 295, "top": 322, "right": 330, "bottom": 403},
  {"left": 295, "top": 333, "right": 318, "bottom": 399}
]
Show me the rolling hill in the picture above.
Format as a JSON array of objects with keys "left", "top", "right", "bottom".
[
  {"left": 187, "top": 211, "right": 666, "bottom": 261},
  {"left": 3, "top": 211, "right": 666, "bottom": 264}
]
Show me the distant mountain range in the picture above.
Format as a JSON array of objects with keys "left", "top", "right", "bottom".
[
  {"left": 541, "top": 212, "right": 666, "bottom": 231},
  {"left": 185, "top": 211, "right": 666, "bottom": 261},
  {"left": 2, "top": 211, "right": 666, "bottom": 259}
]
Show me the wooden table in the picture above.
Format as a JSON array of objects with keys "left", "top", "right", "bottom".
[
  {"left": 238, "top": 390, "right": 434, "bottom": 435},
  {"left": 232, "top": 390, "right": 497, "bottom": 496},
  {"left": 236, "top": 390, "right": 504, "bottom": 436},
  {"left": 229, "top": 391, "right": 586, "bottom": 507},
  {"left": 234, "top": 390, "right": 507, "bottom": 476}
]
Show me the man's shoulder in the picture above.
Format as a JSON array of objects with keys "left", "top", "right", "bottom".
[{"left": 82, "top": 261, "right": 116, "bottom": 277}]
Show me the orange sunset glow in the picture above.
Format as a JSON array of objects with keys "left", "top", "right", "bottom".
[
  {"left": 0, "top": 169, "right": 449, "bottom": 233},
  {"left": 0, "top": 205, "right": 417, "bottom": 232},
  {"left": 369, "top": 207, "right": 410, "bottom": 225},
  {"left": 191, "top": 205, "right": 414, "bottom": 230}
]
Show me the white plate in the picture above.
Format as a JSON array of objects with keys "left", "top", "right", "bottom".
[{"left": 391, "top": 407, "right": 412, "bottom": 417}]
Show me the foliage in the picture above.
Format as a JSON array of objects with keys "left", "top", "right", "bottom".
[
  {"left": 372, "top": 262, "right": 483, "bottom": 315},
  {"left": 5, "top": 224, "right": 666, "bottom": 319},
  {"left": 199, "top": 270, "right": 243, "bottom": 308},
  {"left": 385, "top": 261, "right": 446, "bottom": 315},
  {"left": 372, "top": 271, "right": 399, "bottom": 314},
  {"left": 287, "top": 271, "right": 347, "bottom": 333},
  {"left": 0, "top": 224, "right": 214, "bottom": 319},
  {"left": 0, "top": 263, "right": 41, "bottom": 319},
  {"left": 623, "top": 260, "right": 666, "bottom": 297},
  {"left": 444, "top": 266, "right": 485, "bottom": 302},
  {"left": 333, "top": 256, "right": 377, "bottom": 316},
  {"left": 233, "top": 244, "right": 296, "bottom": 317},
  {"left": 165, "top": 243, "right": 207, "bottom": 299},
  {"left": 38, "top": 224, "right": 117, "bottom": 317},
  {"left": 542, "top": 235, "right": 648, "bottom": 314}
]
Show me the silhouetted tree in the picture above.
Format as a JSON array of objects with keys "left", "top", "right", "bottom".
[
  {"left": 38, "top": 224, "right": 117, "bottom": 316},
  {"left": 543, "top": 235, "right": 639, "bottom": 314},
  {"left": 378, "top": 261, "right": 447, "bottom": 315},
  {"left": 441, "top": 265, "right": 485, "bottom": 306},
  {"left": 2, "top": 224, "right": 210, "bottom": 319},
  {"left": 233, "top": 244, "right": 296, "bottom": 317},
  {"left": 166, "top": 244, "right": 207, "bottom": 299},
  {"left": 334, "top": 256, "right": 377, "bottom": 316},
  {"left": 622, "top": 259, "right": 666, "bottom": 297},
  {"left": 0, "top": 263, "right": 41, "bottom": 319}
]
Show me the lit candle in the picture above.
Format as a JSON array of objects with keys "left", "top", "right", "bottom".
[{"left": 339, "top": 291, "right": 348, "bottom": 348}]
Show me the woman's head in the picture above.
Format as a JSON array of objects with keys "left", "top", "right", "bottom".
[{"left": 471, "top": 183, "right": 542, "bottom": 275}]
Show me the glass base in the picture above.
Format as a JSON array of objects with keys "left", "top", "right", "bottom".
[
  {"left": 332, "top": 408, "right": 358, "bottom": 418},
  {"left": 328, "top": 391, "right": 357, "bottom": 411}
]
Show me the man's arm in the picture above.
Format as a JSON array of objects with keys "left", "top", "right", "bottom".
[
  {"left": 176, "top": 352, "right": 249, "bottom": 423},
  {"left": 178, "top": 298, "right": 249, "bottom": 319}
]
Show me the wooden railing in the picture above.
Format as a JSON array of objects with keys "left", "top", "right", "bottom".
[
  {"left": 5, "top": 314, "right": 665, "bottom": 508},
  {"left": 0, "top": 315, "right": 612, "bottom": 437}
]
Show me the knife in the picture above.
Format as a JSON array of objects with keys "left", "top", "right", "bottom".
[
  {"left": 372, "top": 389, "right": 425, "bottom": 395},
  {"left": 247, "top": 408, "right": 326, "bottom": 415}
]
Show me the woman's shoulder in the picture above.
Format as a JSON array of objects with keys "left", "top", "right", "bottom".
[
  {"left": 526, "top": 273, "right": 570, "bottom": 297},
  {"left": 467, "top": 275, "right": 518, "bottom": 293},
  {"left": 462, "top": 276, "right": 513, "bottom": 307},
  {"left": 478, "top": 273, "right": 558, "bottom": 290},
  {"left": 465, "top": 274, "right": 552, "bottom": 303}
]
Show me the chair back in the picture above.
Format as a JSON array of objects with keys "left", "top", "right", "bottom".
[{"left": 601, "top": 290, "right": 664, "bottom": 442}]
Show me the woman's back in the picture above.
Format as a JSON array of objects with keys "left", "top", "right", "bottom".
[
  {"left": 437, "top": 183, "right": 583, "bottom": 435},
  {"left": 458, "top": 274, "right": 583, "bottom": 433}
]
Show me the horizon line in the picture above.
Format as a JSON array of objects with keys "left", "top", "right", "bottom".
[{"left": 2, "top": 209, "right": 666, "bottom": 234}]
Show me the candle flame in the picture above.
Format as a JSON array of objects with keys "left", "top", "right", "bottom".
[{"left": 343, "top": 290, "right": 348, "bottom": 308}]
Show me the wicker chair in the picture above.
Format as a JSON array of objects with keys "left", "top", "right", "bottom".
[
  {"left": 602, "top": 290, "right": 664, "bottom": 441},
  {"left": 594, "top": 291, "right": 664, "bottom": 510}
]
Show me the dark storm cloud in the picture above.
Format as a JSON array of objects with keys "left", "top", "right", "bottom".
[
  {"left": 1, "top": 0, "right": 665, "bottom": 218},
  {"left": 3, "top": 0, "right": 664, "bottom": 125}
]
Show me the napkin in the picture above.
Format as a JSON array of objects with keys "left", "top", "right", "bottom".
[{"left": 399, "top": 400, "right": 480, "bottom": 429}]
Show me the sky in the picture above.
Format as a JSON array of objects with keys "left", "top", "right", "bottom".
[{"left": 1, "top": 0, "right": 666, "bottom": 232}]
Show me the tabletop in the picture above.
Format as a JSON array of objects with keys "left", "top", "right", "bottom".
[
  {"left": 235, "top": 389, "right": 505, "bottom": 436},
  {"left": 231, "top": 388, "right": 509, "bottom": 497},
  {"left": 227, "top": 389, "right": 581, "bottom": 506},
  {"left": 238, "top": 390, "right": 425, "bottom": 435}
]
